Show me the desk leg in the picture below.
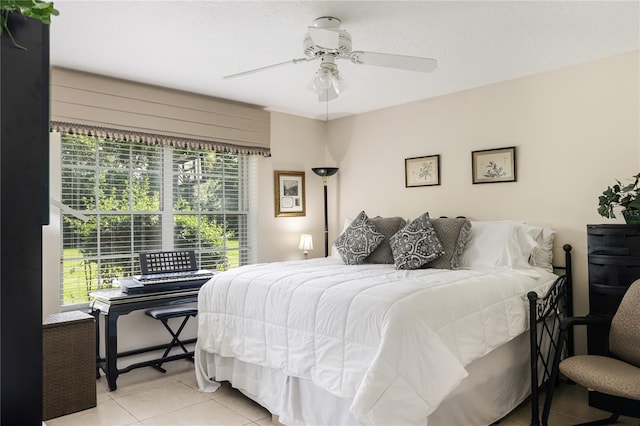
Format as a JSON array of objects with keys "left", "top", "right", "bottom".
[
  {"left": 92, "top": 309, "right": 101, "bottom": 379},
  {"left": 104, "top": 311, "right": 119, "bottom": 391}
]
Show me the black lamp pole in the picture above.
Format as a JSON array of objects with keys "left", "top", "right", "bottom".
[{"left": 312, "top": 167, "right": 339, "bottom": 257}]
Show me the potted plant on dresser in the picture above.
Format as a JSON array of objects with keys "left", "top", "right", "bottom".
[
  {"left": 1, "top": 0, "right": 58, "bottom": 49},
  {"left": 598, "top": 173, "right": 640, "bottom": 224}
]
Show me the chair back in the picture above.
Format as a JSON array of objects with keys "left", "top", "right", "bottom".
[{"left": 609, "top": 279, "right": 640, "bottom": 367}]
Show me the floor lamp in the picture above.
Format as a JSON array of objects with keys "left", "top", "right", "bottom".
[{"left": 312, "top": 167, "right": 339, "bottom": 257}]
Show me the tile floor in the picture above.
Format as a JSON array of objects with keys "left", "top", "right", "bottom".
[{"left": 45, "top": 360, "right": 638, "bottom": 426}]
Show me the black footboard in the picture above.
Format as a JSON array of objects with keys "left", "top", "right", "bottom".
[{"left": 527, "top": 244, "right": 573, "bottom": 426}]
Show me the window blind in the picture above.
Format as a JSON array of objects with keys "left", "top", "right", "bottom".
[{"left": 60, "top": 133, "right": 257, "bottom": 306}]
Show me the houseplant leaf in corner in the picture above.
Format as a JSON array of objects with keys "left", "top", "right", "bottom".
[
  {"left": 0, "top": 0, "right": 59, "bottom": 50},
  {"left": 598, "top": 173, "right": 640, "bottom": 223}
]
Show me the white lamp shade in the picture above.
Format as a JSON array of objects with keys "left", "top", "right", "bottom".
[{"left": 298, "top": 234, "right": 314, "bottom": 251}]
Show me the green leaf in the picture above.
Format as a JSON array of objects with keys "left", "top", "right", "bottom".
[
  {"left": 627, "top": 198, "right": 640, "bottom": 210},
  {"left": 598, "top": 205, "right": 610, "bottom": 218},
  {"left": 599, "top": 173, "right": 640, "bottom": 218},
  {"left": 1, "top": 0, "right": 57, "bottom": 49}
]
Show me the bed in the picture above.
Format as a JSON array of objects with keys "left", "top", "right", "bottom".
[{"left": 195, "top": 215, "right": 571, "bottom": 425}]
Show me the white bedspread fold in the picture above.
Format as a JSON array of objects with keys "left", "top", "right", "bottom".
[{"left": 196, "top": 258, "right": 556, "bottom": 425}]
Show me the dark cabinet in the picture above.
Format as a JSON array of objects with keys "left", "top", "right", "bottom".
[
  {"left": 0, "top": 12, "right": 49, "bottom": 424},
  {"left": 587, "top": 224, "right": 640, "bottom": 416}
]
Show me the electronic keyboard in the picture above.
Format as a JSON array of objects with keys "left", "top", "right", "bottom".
[
  {"left": 133, "top": 269, "right": 215, "bottom": 285},
  {"left": 117, "top": 250, "right": 217, "bottom": 294}
]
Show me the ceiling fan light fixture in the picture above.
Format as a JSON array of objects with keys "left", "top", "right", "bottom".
[
  {"left": 311, "top": 67, "right": 333, "bottom": 91},
  {"left": 331, "top": 73, "right": 347, "bottom": 94},
  {"left": 309, "top": 71, "right": 344, "bottom": 102},
  {"left": 308, "top": 57, "right": 346, "bottom": 101},
  {"left": 319, "top": 86, "right": 339, "bottom": 103}
]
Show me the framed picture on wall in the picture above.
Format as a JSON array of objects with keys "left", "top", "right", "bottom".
[
  {"left": 472, "top": 147, "right": 517, "bottom": 184},
  {"left": 405, "top": 155, "right": 440, "bottom": 187},
  {"left": 274, "top": 170, "right": 306, "bottom": 217}
]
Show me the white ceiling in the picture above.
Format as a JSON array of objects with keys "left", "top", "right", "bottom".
[{"left": 50, "top": 1, "right": 639, "bottom": 121}]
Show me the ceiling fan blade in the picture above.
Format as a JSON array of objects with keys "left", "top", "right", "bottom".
[
  {"left": 308, "top": 26, "right": 340, "bottom": 50},
  {"left": 223, "top": 57, "right": 316, "bottom": 79},
  {"left": 349, "top": 51, "right": 438, "bottom": 73}
]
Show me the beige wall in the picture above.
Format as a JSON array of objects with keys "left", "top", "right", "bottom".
[
  {"left": 42, "top": 51, "right": 639, "bottom": 355},
  {"left": 256, "top": 112, "right": 329, "bottom": 262},
  {"left": 324, "top": 50, "right": 640, "bottom": 352}
]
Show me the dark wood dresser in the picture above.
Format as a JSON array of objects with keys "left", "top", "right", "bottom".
[{"left": 587, "top": 224, "right": 640, "bottom": 416}]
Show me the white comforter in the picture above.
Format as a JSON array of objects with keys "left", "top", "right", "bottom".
[{"left": 195, "top": 258, "right": 557, "bottom": 425}]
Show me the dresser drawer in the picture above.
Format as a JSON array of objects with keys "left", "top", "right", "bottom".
[
  {"left": 588, "top": 255, "right": 640, "bottom": 285},
  {"left": 589, "top": 283, "right": 628, "bottom": 315},
  {"left": 588, "top": 225, "right": 640, "bottom": 256}
]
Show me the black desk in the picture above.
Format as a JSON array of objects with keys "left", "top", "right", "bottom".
[{"left": 90, "top": 288, "right": 199, "bottom": 391}]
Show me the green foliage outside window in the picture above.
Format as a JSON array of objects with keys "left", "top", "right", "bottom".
[{"left": 61, "top": 134, "right": 240, "bottom": 305}]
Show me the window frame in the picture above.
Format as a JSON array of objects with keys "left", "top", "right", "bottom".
[{"left": 57, "top": 133, "right": 256, "bottom": 308}]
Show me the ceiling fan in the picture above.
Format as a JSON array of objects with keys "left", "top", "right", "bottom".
[{"left": 223, "top": 16, "right": 438, "bottom": 102}]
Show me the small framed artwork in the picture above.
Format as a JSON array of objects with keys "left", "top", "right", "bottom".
[
  {"left": 274, "top": 170, "right": 306, "bottom": 217},
  {"left": 472, "top": 147, "right": 517, "bottom": 184},
  {"left": 405, "top": 155, "right": 440, "bottom": 187}
]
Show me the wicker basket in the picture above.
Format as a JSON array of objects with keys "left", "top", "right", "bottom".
[{"left": 42, "top": 311, "right": 96, "bottom": 420}]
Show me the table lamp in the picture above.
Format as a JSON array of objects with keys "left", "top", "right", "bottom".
[{"left": 298, "top": 234, "right": 314, "bottom": 259}]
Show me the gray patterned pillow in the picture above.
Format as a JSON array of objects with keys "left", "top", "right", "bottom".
[
  {"left": 423, "top": 217, "right": 472, "bottom": 269},
  {"left": 335, "top": 211, "right": 385, "bottom": 265},
  {"left": 390, "top": 212, "right": 444, "bottom": 270},
  {"left": 365, "top": 216, "right": 407, "bottom": 264}
]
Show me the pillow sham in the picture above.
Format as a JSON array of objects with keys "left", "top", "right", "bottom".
[
  {"left": 423, "top": 217, "right": 472, "bottom": 269},
  {"left": 334, "top": 211, "right": 384, "bottom": 265},
  {"left": 389, "top": 212, "right": 444, "bottom": 270},
  {"left": 530, "top": 227, "right": 556, "bottom": 272},
  {"left": 365, "top": 216, "right": 407, "bottom": 264},
  {"left": 509, "top": 222, "right": 557, "bottom": 271},
  {"left": 458, "top": 221, "right": 537, "bottom": 270}
]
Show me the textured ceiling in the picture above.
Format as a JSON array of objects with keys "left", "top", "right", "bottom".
[{"left": 50, "top": 1, "right": 639, "bottom": 120}]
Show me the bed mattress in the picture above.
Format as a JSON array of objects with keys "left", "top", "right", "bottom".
[{"left": 195, "top": 258, "right": 557, "bottom": 425}]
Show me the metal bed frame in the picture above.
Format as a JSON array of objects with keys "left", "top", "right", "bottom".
[{"left": 527, "top": 244, "right": 574, "bottom": 426}]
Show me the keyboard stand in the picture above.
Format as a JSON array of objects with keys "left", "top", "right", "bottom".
[{"left": 90, "top": 288, "right": 200, "bottom": 391}]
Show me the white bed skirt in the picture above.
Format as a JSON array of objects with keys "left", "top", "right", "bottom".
[{"left": 196, "top": 331, "right": 531, "bottom": 426}]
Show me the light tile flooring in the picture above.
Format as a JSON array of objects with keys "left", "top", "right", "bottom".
[{"left": 46, "top": 360, "right": 639, "bottom": 426}]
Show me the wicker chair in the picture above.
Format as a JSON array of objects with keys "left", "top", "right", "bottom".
[{"left": 541, "top": 279, "right": 640, "bottom": 426}]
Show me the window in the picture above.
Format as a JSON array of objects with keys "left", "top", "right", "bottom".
[{"left": 60, "top": 133, "right": 256, "bottom": 306}]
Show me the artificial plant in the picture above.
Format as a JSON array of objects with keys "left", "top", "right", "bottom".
[{"left": 0, "top": 0, "right": 58, "bottom": 49}]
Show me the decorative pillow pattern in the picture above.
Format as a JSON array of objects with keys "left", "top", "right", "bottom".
[
  {"left": 424, "top": 217, "right": 472, "bottom": 269},
  {"left": 390, "top": 212, "right": 445, "bottom": 270},
  {"left": 331, "top": 217, "right": 355, "bottom": 258},
  {"left": 365, "top": 216, "right": 407, "bottom": 264},
  {"left": 334, "top": 211, "right": 384, "bottom": 265}
]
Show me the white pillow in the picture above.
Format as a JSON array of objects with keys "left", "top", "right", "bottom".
[
  {"left": 529, "top": 227, "right": 556, "bottom": 272},
  {"left": 459, "top": 221, "right": 538, "bottom": 269},
  {"left": 512, "top": 223, "right": 557, "bottom": 271}
]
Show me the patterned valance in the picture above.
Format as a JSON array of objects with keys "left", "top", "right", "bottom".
[
  {"left": 50, "top": 121, "right": 271, "bottom": 156},
  {"left": 50, "top": 67, "right": 271, "bottom": 157}
]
